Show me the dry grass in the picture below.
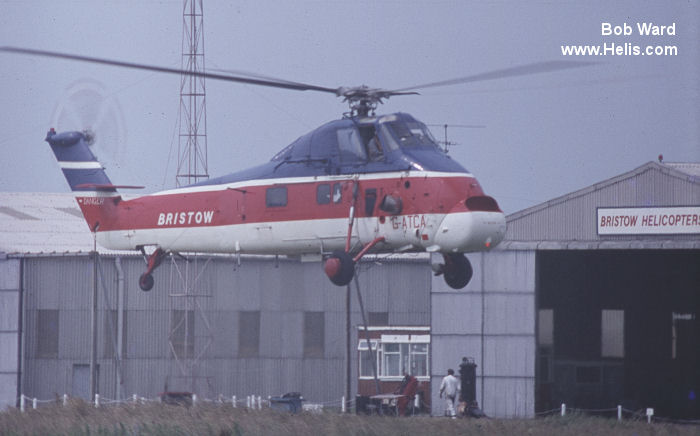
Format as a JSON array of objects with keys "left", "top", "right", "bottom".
[{"left": 0, "top": 400, "right": 697, "bottom": 436}]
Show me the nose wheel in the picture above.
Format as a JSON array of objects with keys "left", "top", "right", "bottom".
[{"left": 439, "top": 253, "right": 473, "bottom": 289}]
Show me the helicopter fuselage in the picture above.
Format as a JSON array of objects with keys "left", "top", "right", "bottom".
[{"left": 88, "top": 169, "right": 503, "bottom": 256}]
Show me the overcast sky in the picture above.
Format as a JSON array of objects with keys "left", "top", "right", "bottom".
[{"left": 1, "top": 0, "right": 698, "bottom": 214}]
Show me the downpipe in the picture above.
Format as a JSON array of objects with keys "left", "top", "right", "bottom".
[{"left": 114, "top": 257, "right": 125, "bottom": 401}]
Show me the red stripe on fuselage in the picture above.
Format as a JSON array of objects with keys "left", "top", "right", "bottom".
[{"left": 82, "top": 174, "right": 488, "bottom": 232}]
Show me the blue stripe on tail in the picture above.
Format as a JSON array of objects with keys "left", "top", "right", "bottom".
[{"left": 45, "top": 129, "right": 116, "bottom": 192}]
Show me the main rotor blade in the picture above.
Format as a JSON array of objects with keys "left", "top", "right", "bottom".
[
  {"left": 391, "top": 60, "right": 596, "bottom": 93},
  {"left": 0, "top": 46, "right": 338, "bottom": 94},
  {"left": 207, "top": 67, "right": 315, "bottom": 88}
]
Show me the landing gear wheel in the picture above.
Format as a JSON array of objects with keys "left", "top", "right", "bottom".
[
  {"left": 138, "top": 247, "right": 166, "bottom": 292},
  {"left": 443, "top": 253, "right": 473, "bottom": 289},
  {"left": 139, "top": 273, "right": 154, "bottom": 292},
  {"left": 324, "top": 250, "right": 355, "bottom": 286}
]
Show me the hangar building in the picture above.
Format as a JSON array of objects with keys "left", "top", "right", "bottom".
[
  {"left": 1, "top": 161, "right": 699, "bottom": 419},
  {"left": 0, "top": 192, "right": 431, "bottom": 411},
  {"left": 430, "top": 161, "right": 699, "bottom": 418}
]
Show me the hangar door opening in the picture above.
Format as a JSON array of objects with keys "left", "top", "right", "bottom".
[{"left": 536, "top": 250, "right": 700, "bottom": 419}]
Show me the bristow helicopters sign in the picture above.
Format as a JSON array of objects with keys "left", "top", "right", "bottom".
[{"left": 597, "top": 206, "right": 700, "bottom": 235}]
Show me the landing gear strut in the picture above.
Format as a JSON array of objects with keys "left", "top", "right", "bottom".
[
  {"left": 437, "top": 253, "right": 473, "bottom": 289},
  {"left": 324, "top": 180, "right": 387, "bottom": 287},
  {"left": 139, "top": 247, "right": 166, "bottom": 291}
]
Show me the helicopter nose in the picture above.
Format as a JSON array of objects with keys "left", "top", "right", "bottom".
[{"left": 433, "top": 206, "right": 506, "bottom": 252}]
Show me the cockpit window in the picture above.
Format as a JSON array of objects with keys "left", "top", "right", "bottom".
[
  {"left": 384, "top": 120, "right": 439, "bottom": 148},
  {"left": 359, "top": 125, "right": 383, "bottom": 161},
  {"left": 271, "top": 142, "right": 294, "bottom": 161},
  {"left": 336, "top": 128, "right": 367, "bottom": 162},
  {"left": 378, "top": 124, "right": 399, "bottom": 151}
]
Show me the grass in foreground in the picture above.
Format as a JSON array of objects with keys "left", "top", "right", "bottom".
[{"left": 0, "top": 400, "right": 697, "bottom": 436}]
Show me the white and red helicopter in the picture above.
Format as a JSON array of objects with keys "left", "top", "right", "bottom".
[{"left": 2, "top": 47, "right": 590, "bottom": 291}]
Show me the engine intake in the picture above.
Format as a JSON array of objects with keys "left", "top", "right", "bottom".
[{"left": 465, "top": 196, "right": 500, "bottom": 212}]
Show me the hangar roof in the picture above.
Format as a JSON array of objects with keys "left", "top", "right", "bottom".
[
  {"left": 666, "top": 162, "right": 700, "bottom": 178},
  {"left": 0, "top": 192, "right": 124, "bottom": 256},
  {"left": 502, "top": 161, "right": 700, "bottom": 250}
]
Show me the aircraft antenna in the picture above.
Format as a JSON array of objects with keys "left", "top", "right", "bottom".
[{"left": 427, "top": 123, "right": 485, "bottom": 153}]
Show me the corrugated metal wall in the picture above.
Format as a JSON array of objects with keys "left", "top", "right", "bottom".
[
  {"left": 0, "top": 258, "right": 21, "bottom": 410},
  {"left": 430, "top": 251, "right": 536, "bottom": 418},
  {"left": 19, "top": 254, "right": 430, "bottom": 403}
]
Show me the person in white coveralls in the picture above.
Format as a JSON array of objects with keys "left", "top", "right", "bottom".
[{"left": 439, "top": 368, "right": 460, "bottom": 418}]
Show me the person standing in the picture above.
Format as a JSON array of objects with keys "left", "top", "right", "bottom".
[
  {"left": 439, "top": 368, "right": 460, "bottom": 418},
  {"left": 395, "top": 372, "right": 419, "bottom": 416}
]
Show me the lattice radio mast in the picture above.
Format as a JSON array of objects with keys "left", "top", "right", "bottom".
[
  {"left": 166, "top": 0, "right": 214, "bottom": 398},
  {"left": 176, "top": 0, "right": 209, "bottom": 186}
]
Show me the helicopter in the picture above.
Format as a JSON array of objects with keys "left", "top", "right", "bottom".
[{"left": 1, "top": 47, "right": 591, "bottom": 291}]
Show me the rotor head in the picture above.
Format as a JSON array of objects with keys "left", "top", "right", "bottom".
[{"left": 336, "top": 86, "right": 419, "bottom": 117}]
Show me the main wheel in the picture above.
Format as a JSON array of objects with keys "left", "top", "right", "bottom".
[
  {"left": 443, "top": 253, "right": 473, "bottom": 289},
  {"left": 139, "top": 272, "right": 154, "bottom": 291},
  {"left": 324, "top": 250, "right": 355, "bottom": 286}
]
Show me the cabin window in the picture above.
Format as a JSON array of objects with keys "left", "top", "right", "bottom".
[
  {"left": 337, "top": 128, "right": 367, "bottom": 162},
  {"left": 317, "top": 184, "right": 330, "bottom": 205},
  {"left": 333, "top": 183, "right": 342, "bottom": 203},
  {"left": 364, "top": 188, "right": 377, "bottom": 216},
  {"left": 266, "top": 186, "right": 288, "bottom": 207},
  {"left": 317, "top": 183, "right": 342, "bottom": 204},
  {"left": 239, "top": 311, "right": 260, "bottom": 357}
]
